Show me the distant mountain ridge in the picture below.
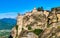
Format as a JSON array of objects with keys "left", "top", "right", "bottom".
[{"left": 0, "top": 18, "right": 16, "bottom": 30}]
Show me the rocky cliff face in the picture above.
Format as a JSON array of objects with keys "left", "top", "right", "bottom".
[
  {"left": 10, "top": 7, "right": 60, "bottom": 38},
  {"left": 23, "top": 12, "right": 47, "bottom": 30}
]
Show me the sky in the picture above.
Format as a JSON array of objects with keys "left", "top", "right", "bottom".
[{"left": 0, "top": 0, "right": 60, "bottom": 19}]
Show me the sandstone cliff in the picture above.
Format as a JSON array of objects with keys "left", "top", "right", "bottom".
[{"left": 10, "top": 7, "right": 60, "bottom": 38}]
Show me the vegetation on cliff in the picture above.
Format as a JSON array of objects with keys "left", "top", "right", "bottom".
[{"left": 33, "top": 29, "right": 43, "bottom": 36}]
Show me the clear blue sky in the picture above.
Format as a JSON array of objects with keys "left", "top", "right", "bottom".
[{"left": 0, "top": 0, "right": 60, "bottom": 19}]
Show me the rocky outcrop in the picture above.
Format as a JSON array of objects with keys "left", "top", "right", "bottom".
[
  {"left": 10, "top": 7, "right": 60, "bottom": 38},
  {"left": 39, "top": 26, "right": 60, "bottom": 38}
]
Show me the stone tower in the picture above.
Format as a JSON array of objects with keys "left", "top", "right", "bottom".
[
  {"left": 17, "top": 13, "right": 23, "bottom": 36},
  {"left": 32, "top": 7, "right": 37, "bottom": 13}
]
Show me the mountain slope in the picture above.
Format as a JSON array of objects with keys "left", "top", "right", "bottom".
[{"left": 0, "top": 18, "right": 16, "bottom": 30}]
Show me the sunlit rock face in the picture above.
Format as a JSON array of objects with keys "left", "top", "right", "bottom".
[
  {"left": 23, "top": 12, "right": 47, "bottom": 30},
  {"left": 11, "top": 7, "right": 60, "bottom": 38},
  {"left": 48, "top": 10, "right": 58, "bottom": 27},
  {"left": 38, "top": 7, "right": 60, "bottom": 38},
  {"left": 44, "top": 10, "right": 49, "bottom": 17},
  {"left": 18, "top": 31, "right": 38, "bottom": 38},
  {"left": 39, "top": 27, "right": 60, "bottom": 38}
]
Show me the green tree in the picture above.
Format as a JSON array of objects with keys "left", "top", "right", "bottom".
[
  {"left": 37, "top": 7, "right": 44, "bottom": 11},
  {"left": 28, "top": 26, "right": 32, "bottom": 30},
  {"left": 33, "top": 29, "right": 43, "bottom": 36}
]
